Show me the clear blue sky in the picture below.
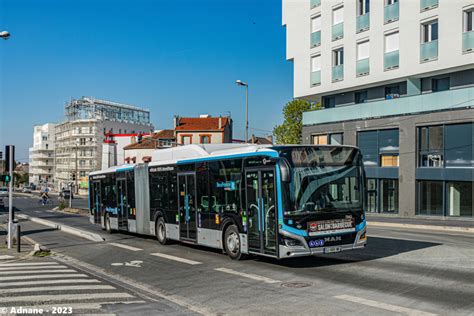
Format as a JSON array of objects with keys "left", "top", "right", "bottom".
[{"left": 0, "top": 0, "right": 293, "bottom": 162}]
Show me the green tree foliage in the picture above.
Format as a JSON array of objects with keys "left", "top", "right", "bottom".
[{"left": 273, "top": 99, "right": 322, "bottom": 144}]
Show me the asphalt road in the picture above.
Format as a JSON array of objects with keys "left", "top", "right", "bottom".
[{"left": 2, "top": 195, "right": 474, "bottom": 316}]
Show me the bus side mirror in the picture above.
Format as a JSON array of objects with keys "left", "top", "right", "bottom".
[{"left": 279, "top": 158, "right": 291, "bottom": 183}]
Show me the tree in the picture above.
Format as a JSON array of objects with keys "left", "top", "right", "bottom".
[{"left": 273, "top": 99, "right": 322, "bottom": 144}]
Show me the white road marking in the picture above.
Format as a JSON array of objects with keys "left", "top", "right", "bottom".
[
  {"left": 1, "top": 292, "right": 135, "bottom": 303},
  {"left": 0, "top": 265, "right": 68, "bottom": 271},
  {"left": 334, "top": 295, "right": 438, "bottom": 316},
  {"left": 214, "top": 267, "right": 281, "bottom": 284},
  {"left": 0, "top": 269, "right": 76, "bottom": 275},
  {"left": 108, "top": 242, "right": 143, "bottom": 252},
  {"left": 0, "top": 273, "right": 89, "bottom": 281},
  {"left": 0, "top": 255, "right": 15, "bottom": 260},
  {"left": 0, "top": 279, "right": 101, "bottom": 287},
  {"left": 150, "top": 252, "right": 202, "bottom": 265},
  {"left": 0, "top": 262, "right": 59, "bottom": 267},
  {"left": 0, "top": 284, "right": 115, "bottom": 294}
]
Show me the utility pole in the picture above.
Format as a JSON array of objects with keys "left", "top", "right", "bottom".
[
  {"left": 75, "top": 142, "right": 78, "bottom": 195},
  {"left": 236, "top": 80, "right": 249, "bottom": 143},
  {"left": 6, "top": 145, "right": 14, "bottom": 249}
]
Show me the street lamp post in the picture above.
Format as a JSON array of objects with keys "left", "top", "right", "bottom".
[
  {"left": 236, "top": 80, "right": 249, "bottom": 143},
  {"left": 0, "top": 31, "right": 11, "bottom": 40}
]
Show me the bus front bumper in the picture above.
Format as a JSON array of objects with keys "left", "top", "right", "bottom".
[{"left": 278, "top": 227, "right": 367, "bottom": 259}]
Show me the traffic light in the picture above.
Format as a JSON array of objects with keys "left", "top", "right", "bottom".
[
  {"left": 0, "top": 151, "right": 2, "bottom": 160},
  {"left": 0, "top": 174, "right": 11, "bottom": 182},
  {"left": 71, "top": 173, "right": 76, "bottom": 181}
]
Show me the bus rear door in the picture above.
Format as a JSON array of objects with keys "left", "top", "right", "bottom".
[
  {"left": 116, "top": 176, "right": 129, "bottom": 231},
  {"left": 90, "top": 180, "right": 102, "bottom": 224},
  {"left": 178, "top": 173, "right": 197, "bottom": 241}
]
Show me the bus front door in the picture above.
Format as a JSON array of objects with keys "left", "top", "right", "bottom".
[
  {"left": 116, "top": 178, "right": 128, "bottom": 231},
  {"left": 91, "top": 181, "right": 102, "bottom": 224},
  {"left": 178, "top": 173, "right": 197, "bottom": 241},
  {"left": 245, "top": 169, "right": 277, "bottom": 256}
]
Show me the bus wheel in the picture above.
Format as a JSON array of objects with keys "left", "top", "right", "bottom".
[
  {"left": 156, "top": 217, "right": 168, "bottom": 245},
  {"left": 105, "top": 213, "right": 113, "bottom": 234},
  {"left": 224, "top": 225, "right": 242, "bottom": 260}
]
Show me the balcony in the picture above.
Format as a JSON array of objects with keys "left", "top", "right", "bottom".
[
  {"left": 311, "top": 31, "right": 321, "bottom": 48},
  {"left": 384, "top": 50, "right": 399, "bottom": 70},
  {"left": 356, "top": 58, "right": 370, "bottom": 76},
  {"left": 332, "top": 65, "right": 344, "bottom": 82},
  {"left": 311, "top": 0, "right": 321, "bottom": 9},
  {"left": 356, "top": 13, "right": 370, "bottom": 32},
  {"left": 303, "top": 86, "right": 474, "bottom": 126},
  {"left": 311, "top": 70, "right": 321, "bottom": 86},
  {"left": 420, "top": 40, "right": 438, "bottom": 62},
  {"left": 420, "top": 0, "right": 438, "bottom": 11},
  {"left": 332, "top": 22, "right": 344, "bottom": 41},
  {"left": 384, "top": 2, "right": 399, "bottom": 23},
  {"left": 463, "top": 31, "right": 474, "bottom": 52}
]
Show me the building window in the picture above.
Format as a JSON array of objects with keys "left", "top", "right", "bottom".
[
  {"left": 366, "top": 179, "right": 377, "bottom": 213},
  {"left": 330, "top": 133, "right": 343, "bottom": 145},
  {"left": 385, "top": 85, "right": 400, "bottom": 99},
  {"left": 356, "top": 0, "right": 370, "bottom": 32},
  {"left": 421, "top": 19, "right": 439, "bottom": 62},
  {"left": 445, "top": 123, "right": 473, "bottom": 168},
  {"left": 381, "top": 179, "right": 399, "bottom": 213},
  {"left": 80, "top": 171, "right": 86, "bottom": 177},
  {"left": 384, "top": 31, "right": 399, "bottom": 70},
  {"left": 311, "top": 54, "right": 321, "bottom": 86},
  {"left": 355, "top": 91, "right": 368, "bottom": 104},
  {"left": 463, "top": 8, "right": 474, "bottom": 52},
  {"left": 312, "top": 134, "right": 328, "bottom": 145},
  {"left": 311, "top": 15, "right": 321, "bottom": 48},
  {"left": 418, "top": 125, "right": 443, "bottom": 167},
  {"left": 332, "top": 6, "right": 344, "bottom": 41},
  {"left": 310, "top": 0, "right": 321, "bottom": 9},
  {"left": 358, "top": 129, "right": 399, "bottom": 167},
  {"left": 323, "top": 96, "right": 336, "bottom": 108},
  {"left": 200, "top": 135, "right": 211, "bottom": 144},
  {"left": 357, "top": 0, "right": 370, "bottom": 15},
  {"left": 79, "top": 138, "right": 86, "bottom": 145},
  {"left": 356, "top": 40, "right": 370, "bottom": 76},
  {"left": 42, "top": 136, "right": 47, "bottom": 141},
  {"left": 447, "top": 181, "right": 473, "bottom": 217},
  {"left": 332, "top": 47, "right": 344, "bottom": 82},
  {"left": 181, "top": 135, "right": 192, "bottom": 145},
  {"left": 417, "top": 181, "right": 444, "bottom": 216},
  {"left": 432, "top": 77, "right": 450, "bottom": 92}
]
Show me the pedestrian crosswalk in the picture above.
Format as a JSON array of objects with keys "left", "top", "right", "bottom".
[{"left": 0, "top": 260, "right": 146, "bottom": 315}]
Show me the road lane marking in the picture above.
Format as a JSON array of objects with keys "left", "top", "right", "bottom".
[
  {"left": 0, "top": 255, "right": 15, "bottom": 260},
  {"left": 1, "top": 292, "right": 135, "bottom": 303},
  {"left": 150, "top": 253, "right": 202, "bottom": 265},
  {"left": 0, "top": 273, "right": 89, "bottom": 281},
  {"left": 0, "top": 269, "right": 76, "bottom": 275},
  {"left": 0, "top": 284, "right": 115, "bottom": 294},
  {"left": 0, "top": 279, "right": 101, "bottom": 287},
  {"left": 0, "top": 262, "right": 59, "bottom": 267},
  {"left": 334, "top": 295, "right": 438, "bottom": 316},
  {"left": 214, "top": 267, "right": 281, "bottom": 284},
  {"left": 0, "top": 265, "right": 68, "bottom": 271},
  {"left": 108, "top": 242, "right": 143, "bottom": 252}
]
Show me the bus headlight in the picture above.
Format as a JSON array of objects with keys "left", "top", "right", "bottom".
[{"left": 284, "top": 238, "right": 303, "bottom": 247}]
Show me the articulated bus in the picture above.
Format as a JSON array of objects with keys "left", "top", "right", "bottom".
[{"left": 89, "top": 144, "right": 367, "bottom": 259}]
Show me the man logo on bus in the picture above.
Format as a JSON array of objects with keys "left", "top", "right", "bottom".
[{"left": 308, "top": 239, "right": 325, "bottom": 248}]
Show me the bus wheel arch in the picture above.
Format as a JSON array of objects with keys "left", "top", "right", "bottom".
[{"left": 155, "top": 216, "right": 168, "bottom": 245}]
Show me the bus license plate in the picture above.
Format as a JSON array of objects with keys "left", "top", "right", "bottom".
[{"left": 324, "top": 246, "right": 341, "bottom": 254}]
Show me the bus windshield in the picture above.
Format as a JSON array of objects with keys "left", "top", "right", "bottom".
[{"left": 278, "top": 146, "right": 363, "bottom": 216}]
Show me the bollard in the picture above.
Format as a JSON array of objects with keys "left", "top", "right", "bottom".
[{"left": 16, "top": 224, "right": 21, "bottom": 253}]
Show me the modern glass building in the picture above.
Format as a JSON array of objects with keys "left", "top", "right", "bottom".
[{"left": 282, "top": 0, "right": 474, "bottom": 218}]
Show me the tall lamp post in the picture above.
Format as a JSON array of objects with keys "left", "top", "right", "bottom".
[
  {"left": 236, "top": 80, "right": 249, "bottom": 143},
  {"left": 0, "top": 31, "right": 11, "bottom": 40}
]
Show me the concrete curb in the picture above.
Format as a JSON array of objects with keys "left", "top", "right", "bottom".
[
  {"left": 17, "top": 214, "right": 105, "bottom": 242},
  {"left": 368, "top": 221, "right": 474, "bottom": 234}
]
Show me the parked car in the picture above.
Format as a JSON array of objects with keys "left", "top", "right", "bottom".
[
  {"left": 0, "top": 187, "right": 8, "bottom": 198},
  {"left": 22, "top": 186, "right": 32, "bottom": 193},
  {"left": 61, "top": 189, "right": 73, "bottom": 199}
]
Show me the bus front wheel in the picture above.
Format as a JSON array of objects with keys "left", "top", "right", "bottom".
[
  {"left": 105, "top": 213, "right": 113, "bottom": 234},
  {"left": 156, "top": 217, "right": 168, "bottom": 245},
  {"left": 224, "top": 225, "right": 242, "bottom": 260}
]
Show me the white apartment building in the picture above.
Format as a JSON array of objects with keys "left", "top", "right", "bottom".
[
  {"left": 29, "top": 123, "right": 56, "bottom": 188},
  {"left": 54, "top": 97, "right": 153, "bottom": 193},
  {"left": 283, "top": 0, "right": 474, "bottom": 218}
]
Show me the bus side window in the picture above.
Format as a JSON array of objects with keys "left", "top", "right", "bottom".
[{"left": 209, "top": 160, "right": 242, "bottom": 218}]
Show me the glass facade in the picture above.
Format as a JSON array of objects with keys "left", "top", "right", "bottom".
[
  {"left": 418, "top": 181, "right": 474, "bottom": 217},
  {"left": 447, "top": 182, "right": 473, "bottom": 217},
  {"left": 418, "top": 181, "right": 444, "bottom": 216},
  {"left": 358, "top": 129, "right": 399, "bottom": 167},
  {"left": 365, "top": 178, "right": 399, "bottom": 214}
]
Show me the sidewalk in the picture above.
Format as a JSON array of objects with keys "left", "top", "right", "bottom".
[{"left": 367, "top": 213, "right": 474, "bottom": 233}]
